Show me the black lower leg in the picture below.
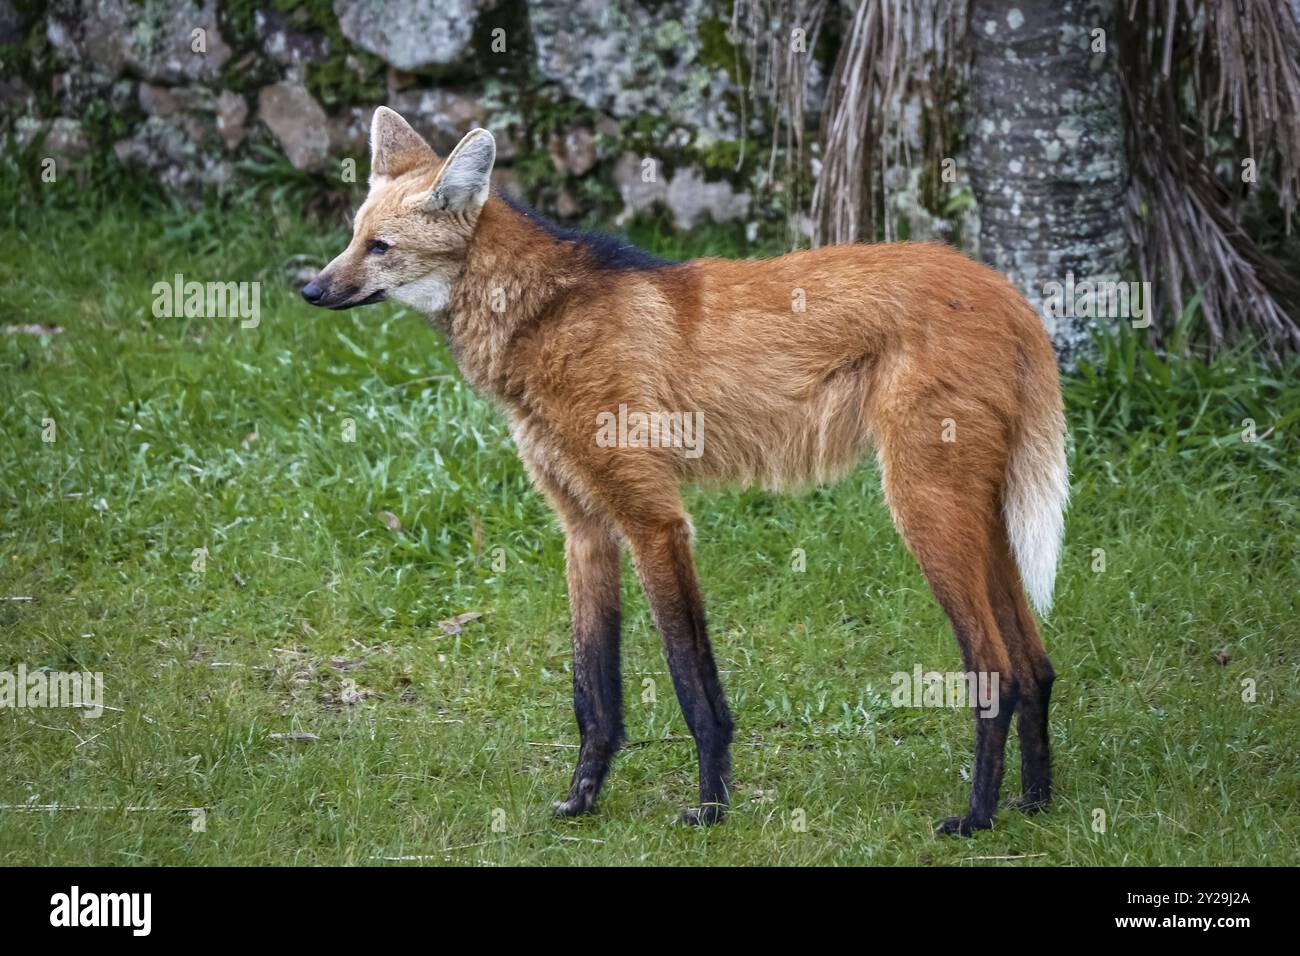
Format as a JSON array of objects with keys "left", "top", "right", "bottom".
[
  {"left": 637, "top": 521, "right": 733, "bottom": 825},
  {"left": 968, "top": 680, "right": 1017, "bottom": 823},
  {"left": 1014, "top": 659, "right": 1054, "bottom": 810},
  {"left": 552, "top": 516, "right": 624, "bottom": 817},
  {"left": 662, "top": 634, "right": 733, "bottom": 825},
  {"left": 554, "top": 602, "right": 624, "bottom": 817},
  {"left": 937, "top": 676, "right": 1018, "bottom": 836}
]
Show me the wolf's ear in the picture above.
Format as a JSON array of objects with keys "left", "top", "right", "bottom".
[
  {"left": 426, "top": 129, "right": 496, "bottom": 214},
  {"left": 370, "top": 106, "right": 434, "bottom": 182}
]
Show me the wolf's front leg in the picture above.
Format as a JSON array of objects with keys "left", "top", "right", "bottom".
[
  {"left": 626, "top": 516, "right": 734, "bottom": 825},
  {"left": 552, "top": 517, "right": 625, "bottom": 818}
]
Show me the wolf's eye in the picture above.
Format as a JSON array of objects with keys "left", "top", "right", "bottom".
[{"left": 367, "top": 239, "right": 390, "bottom": 255}]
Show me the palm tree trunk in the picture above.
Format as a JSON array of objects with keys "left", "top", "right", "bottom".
[{"left": 966, "top": 0, "right": 1128, "bottom": 364}]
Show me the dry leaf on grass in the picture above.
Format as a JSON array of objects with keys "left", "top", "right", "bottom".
[
  {"left": 437, "top": 611, "right": 483, "bottom": 636},
  {"left": 336, "top": 678, "right": 378, "bottom": 707}
]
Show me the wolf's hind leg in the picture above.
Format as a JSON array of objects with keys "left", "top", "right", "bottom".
[
  {"left": 877, "top": 426, "right": 1018, "bottom": 835},
  {"left": 986, "top": 519, "right": 1056, "bottom": 812}
]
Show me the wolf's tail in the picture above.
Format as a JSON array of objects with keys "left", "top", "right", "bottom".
[{"left": 1002, "top": 352, "right": 1069, "bottom": 618}]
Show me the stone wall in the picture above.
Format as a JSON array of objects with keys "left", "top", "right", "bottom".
[{"left": 0, "top": 0, "right": 758, "bottom": 229}]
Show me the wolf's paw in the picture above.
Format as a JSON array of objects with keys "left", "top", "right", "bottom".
[
  {"left": 934, "top": 814, "right": 992, "bottom": 837},
  {"left": 1007, "top": 792, "right": 1051, "bottom": 814},
  {"left": 551, "top": 795, "right": 597, "bottom": 818},
  {"left": 674, "top": 803, "right": 726, "bottom": 827},
  {"left": 551, "top": 778, "right": 601, "bottom": 818}
]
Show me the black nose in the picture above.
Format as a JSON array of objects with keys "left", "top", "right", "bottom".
[{"left": 301, "top": 281, "right": 324, "bottom": 304}]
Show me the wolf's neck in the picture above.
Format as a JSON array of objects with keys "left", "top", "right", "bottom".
[{"left": 445, "top": 196, "right": 581, "bottom": 397}]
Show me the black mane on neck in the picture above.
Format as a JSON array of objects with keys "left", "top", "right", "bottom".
[{"left": 497, "top": 191, "right": 674, "bottom": 272}]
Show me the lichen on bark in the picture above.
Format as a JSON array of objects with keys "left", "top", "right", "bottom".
[{"left": 966, "top": 0, "right": 1128, "bottom": 365}]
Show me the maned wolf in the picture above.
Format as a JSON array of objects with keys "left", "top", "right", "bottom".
[{"left": 303, "top": 108, "right": 1068, "bottom": 835}]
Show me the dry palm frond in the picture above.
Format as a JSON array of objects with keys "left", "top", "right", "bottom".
[
  {"left": 734, "top": 0, "right": 1300, "bottom": 353},
  {"left": 731, "top": 0, "right": 831, "bottom": 239},
  {"left": 1120, "top": 0, "right": 1300, "bottom": 354},
  {"left": 810, "top": 0, "right": 965, "bottom": 246}
]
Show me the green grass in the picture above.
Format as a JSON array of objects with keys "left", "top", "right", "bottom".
[{"left": 0, "top": 189, "right": 1297, "bottom": 866}]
